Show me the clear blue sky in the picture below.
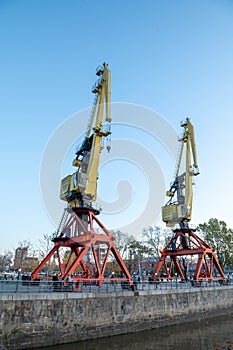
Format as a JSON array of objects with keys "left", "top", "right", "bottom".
[{"left": 1, "top": 0, "right": 233, "bottom": 252}]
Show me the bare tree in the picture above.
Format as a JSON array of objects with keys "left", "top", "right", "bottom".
[
  {"left": 37, "top": 233, "right": 54, "bottom": 260},
  {"left": 0, "top": 250, "right": 13, "bottom": 272},
  {"left": 111, "top": 230, "right": 134, "bottom": 259},
  {"left": 14, "top": 240, "right": 38, "bottom": 272},
  {"left": 142, "top": 226, "right": 172, "bottom": 257},
  {"left": 36, "top": 233, "right": 57, "bottom": 274}
]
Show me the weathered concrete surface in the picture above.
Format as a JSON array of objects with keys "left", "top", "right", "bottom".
[{"left": 1, "top": 287, "right": 233, "bottom": 349}]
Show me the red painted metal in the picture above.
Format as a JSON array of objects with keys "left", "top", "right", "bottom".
[
  {"left": 153, "top": 228, "right": 226, "bottom": 282},
  {"left": 31, "top": 208, "right": 133, "bottom": 288}
]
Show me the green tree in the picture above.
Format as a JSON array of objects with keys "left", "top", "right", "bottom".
[
  {"left": 128, "top": 239, "right": 154, "bottom": 260},
  {"left": 127, "top": 238, "right": 154, "bottom": 275},
  {"left": 198, "top": 218, "right": 233, "bottom": 269}
]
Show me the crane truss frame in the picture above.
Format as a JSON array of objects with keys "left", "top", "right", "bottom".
[
  {"left": 153, "top": 228, "right": 226, "bottom": 283},
  {"left": 31, "top": 208, "right": 133, "bottom": 289}
]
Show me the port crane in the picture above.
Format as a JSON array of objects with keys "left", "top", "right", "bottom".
[
  {"left": 162, "top": 118, "right": 199, "bottom": 229},
  {"left": 60, "top": 63, "right": 111, "bottom": 210},
  {"left": 154, "top": 118, "right": 225, "bottom": 282},
  {"left": 31, "top": 63, "right": 132, "bottom": 287}
]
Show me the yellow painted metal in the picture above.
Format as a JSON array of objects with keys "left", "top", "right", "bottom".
[
  {"left": 60, "top": 63, "right": 111, "bottom": 208},
  {"left": 162, "top": 118, "right": 199, "bottom": 227}
]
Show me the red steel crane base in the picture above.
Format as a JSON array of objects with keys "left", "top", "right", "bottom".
[
  {"left": 153, "top": 228, "right": 226, "bottom": 282},
  {"left": 31, "top": 208, "right": 133, "bottom": 288}
]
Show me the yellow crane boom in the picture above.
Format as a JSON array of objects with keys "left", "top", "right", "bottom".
[
  {"left": 162, "top": 118, "right": 199, "bottom": 228},
  {"left": 60, "top": 63, "right": 111, "bottom": 209}
]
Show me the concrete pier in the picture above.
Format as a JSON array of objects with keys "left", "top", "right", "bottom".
[{"left": 1, "top": 286, "right": 233, "bottom": 349}]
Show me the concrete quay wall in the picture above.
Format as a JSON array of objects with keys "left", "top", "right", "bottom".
[{"left": 1, "top": 286, "right": 233, "bottom": 349}]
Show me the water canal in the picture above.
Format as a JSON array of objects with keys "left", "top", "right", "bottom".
[{"left": 35, "top": 314, "right": 233, "bottom": 350}]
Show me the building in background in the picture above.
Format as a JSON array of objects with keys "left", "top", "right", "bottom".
[{"left": 14, "top": 247, "right": 28, "bottom": 270}]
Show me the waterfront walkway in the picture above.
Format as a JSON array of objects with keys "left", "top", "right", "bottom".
[{"left": 0, "top": 279, "right": 231, "bottom": 294}]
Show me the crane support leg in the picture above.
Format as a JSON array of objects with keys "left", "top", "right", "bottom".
[
  {"left": 31, "top": 208, "right": 133, "bottom": 287},
  {"left": 153, "top": 228, "right": 226, "bottom": 282},
  {"left": 31, "top": 246, "right": 58, "bottom": 280}
]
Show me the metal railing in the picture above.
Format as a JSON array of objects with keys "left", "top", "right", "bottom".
[{"left": 0, "top": 278, "right": 232, "bottom": 294}]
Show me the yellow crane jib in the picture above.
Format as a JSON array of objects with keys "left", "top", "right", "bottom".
[
  {"left": 60, "top": 63, "right": 111, "bottom": 210},
  {"left": 162, "top": 118, "right": 199, "bottom": 228}
]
